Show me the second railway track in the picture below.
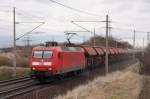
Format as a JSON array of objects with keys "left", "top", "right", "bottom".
[
  {"left": 0, "top": 77, "right": 39, "bottom": 99},
  {"left": 0, "top": 77, "right": 32, "bottom": 87}
]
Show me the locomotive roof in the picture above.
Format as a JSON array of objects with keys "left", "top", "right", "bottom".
[{"left": 32, "top": 46, "right": 84, "bottom": 52}]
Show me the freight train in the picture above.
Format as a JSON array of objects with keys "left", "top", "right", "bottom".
[{"left": 29, "top": 45, "right": 133, "bottom": 82}]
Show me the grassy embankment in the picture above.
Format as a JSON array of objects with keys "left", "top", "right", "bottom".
[
  {"left": 0, "top": 53, "right": 30, "bottom": 80},
  {"left": 55, "top": 63, "right": 143, "bottom": 99}
]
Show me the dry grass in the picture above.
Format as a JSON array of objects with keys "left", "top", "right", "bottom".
[
  {"left": 16, "top": 57, "right": 29, "bottom": 67},
  {"left": 0, "top": 66, "right": 30, "bottom": 80},
  {"left": 0, "top": 55, "right": 11, "bottom": 66},
  {"left": 0, "top": 53, "right": 30, "bottom": 80},
  {"left": 55, "top": 65, "right": 142, "bottom": 99},
  {"left": 0, "top": 53, "right": 29, "bottom": 67},
  {"left": 0, "top": 52, "right": 14, "bottom": 59}
]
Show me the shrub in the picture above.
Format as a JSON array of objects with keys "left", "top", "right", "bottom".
[
  {"left": 0, "top": 67, "right": 13, "bottom": 80},
  {"left": 0, "top": 55, "right": 12, "bottom": 66},
  {"left": 16, "top": 67, "right": 30, "bottom": 77},
  {"left": 0, "top": 66, "right": 30, "bottom": 80},
  {"left": 16, "top": 57, "right": 29, "bottom": 67},
  {"left": 0, "top": 53, "right": 29, "bottom": 67}
]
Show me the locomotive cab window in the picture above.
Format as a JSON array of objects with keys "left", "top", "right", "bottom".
[
  {"left": 33, "top": 50, "right": 52, "bottom": 59},
  {"left": 33, "top": 51, "right": 43, "bottom": 58},
  {"left": 43, "top": 51, "right": 53, "bottom": 58}
]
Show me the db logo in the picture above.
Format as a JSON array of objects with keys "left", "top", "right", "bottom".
[{"left": 39, "top": 60, "right": 44, "bottom": 65}]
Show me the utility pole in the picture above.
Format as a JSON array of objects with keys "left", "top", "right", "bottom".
[
  {"left": 116, "top": 41, "right": 118, "bottom": 48},
  {"left": 83, "top": 35, "right": 86, "bottom": 43},
  {"left": 142, "top": 37, "right": 145, "bottom": 56},
  {"left": 133, "top": 30, "right": 136, "bottom": 60},
  {"left": 71, "top": 16, "right": 110, "bottom": 75},
  {"left": 93, "top": 28, "right": 96, "bottom": 46},
  {"left": 115, "top": 38, "right": 121, "bottom": 48},
  {"left": 13, "top": 7, "right": 17, "bottom": 78},
  {"left": 22, "top": 34, "right": 32, "bottom": 56},
  {"left": 27, "top": 34, "right": 30, "bottom": 48},
  {"left": 143, "top": 37, "right": 144, "bottom": 49},
  {"left": 105, "top": 14, "right": 109, "bottom": 76},
  {"left": 147, "top": 32, "right": 150, "bottom": 44}
]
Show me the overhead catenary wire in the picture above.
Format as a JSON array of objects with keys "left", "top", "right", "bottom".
[
  {"left": 16, "top": 8, "right": 43, "bottom": 20},
  {"left": 71, "top": 21, "right": 93, "bottom": 33},
  {"left": 15, "top": 7, "right": 44, "bottom": 21},
  {"left": 0, "top": 3, "right": 146, "bottom": 48},
  {"left": 0, "top": 6, "right": 45, "bottom": 25},
  {"left": 15, "top": 21, "right": 46, "bottom": 24},
  {"left": 112, "top": 21, "right": 135, "bottom": 27},
  {"left": 49, "top": 0, "right": 104, "bottom": 17},
  {"left": 16, "top": 22, "right": 45, "bottom": 41},
  {"left": 72, "top": 20, "right": 107, "bottom": 22},
  {"left": 112, "top": 27, "right": 147, "bottom": 34},
  {"left": 112, "top": 21, "right": 149, "bottom": 33},
  {"left": 16, "top": 12, "right": 40, "bottom": 21},
  {"left": 16, "top": 7, "right": 73, "bottom": 24},
  {"left": 0, "top": 6, "right": 44, "bottom": 21},
  {"left": 71, "top": 21, "right": 101, "bottom": 37},
  {"left": 0, "top": 6, "right": 48, "bottom": 28}
]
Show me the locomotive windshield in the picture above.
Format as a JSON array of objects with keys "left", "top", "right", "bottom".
[
  {"left": 33, "top": 51, "right": 52, "bottom": 59},
  {"left": 43, "top": 51, "right": 53, "bottom": 58},
  {"left": 33, "top": 51, "right": 43, "bottom": 58}
]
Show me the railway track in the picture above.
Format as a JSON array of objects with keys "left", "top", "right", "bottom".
[
  {"left": 0, "top": 60, "right": 138, "bottom": 99},
  {"left": 0, "top": 83, "right": 41, "bottom": 99},
  {"left": 0, "top": 77, "right": 29, "bottom": 83},
  {"left": 0, "top": 77, "right": 31, "bottom": 87},
  {"left": 0, "top": 77, "right": 40, "bottom": 99}
]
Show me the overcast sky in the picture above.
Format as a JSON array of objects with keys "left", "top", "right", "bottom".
[{"left": 0, "top": 0, "right": 149, "bottom": 48}]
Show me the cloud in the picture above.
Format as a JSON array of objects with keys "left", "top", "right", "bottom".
[{"left": 0, "top": 0, "right": 149, "bottom": 47}]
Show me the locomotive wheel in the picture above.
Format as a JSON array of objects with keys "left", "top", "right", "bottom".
[
  {"left": 75, "top": 70, "right": 83, "bottom": 75},
  {"left": 57, "top": 73, "right": 66, "bottom": 80},
  {"left": 38, "top": 76, "right": 46, "bottom": 83},
  {"left": 39, "top": 79, "right": 46, "bottom": 83}
]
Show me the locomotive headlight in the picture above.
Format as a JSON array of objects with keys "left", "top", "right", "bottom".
[
  {"left": 48, "top": 68, "right": 52, "bottom": 70},
  {"left": 32, "top": 67, "right": 36, "bottom": 70}
]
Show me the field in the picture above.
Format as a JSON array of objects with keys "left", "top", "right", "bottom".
[
  {"left": 55, "top": 63, "right": 143, "bottom": 99},
  {"left": 0, "top": 52, "right": 150, "bottom": 99},
  {"left": 0, "top": 52, "right": 29, "bottom": 67},
  {"left": 0, "top": 66, "right": 30, "bottom": 80},
  {"left": 54, "top": 51, "right": 150, "bottom": 99},
  {"left": 0, "top": 52, "right": 30, "bottom": 80},
  {"left": 138, "top": 52, "right": 150, "bottom": 99}
]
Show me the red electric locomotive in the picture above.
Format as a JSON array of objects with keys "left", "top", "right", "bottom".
[
  {"left": 29, "top": 44, "right": 132, "bottom": 82},
  {"left": 29, "top": 46, "right": 86, "bottom": 82}
]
